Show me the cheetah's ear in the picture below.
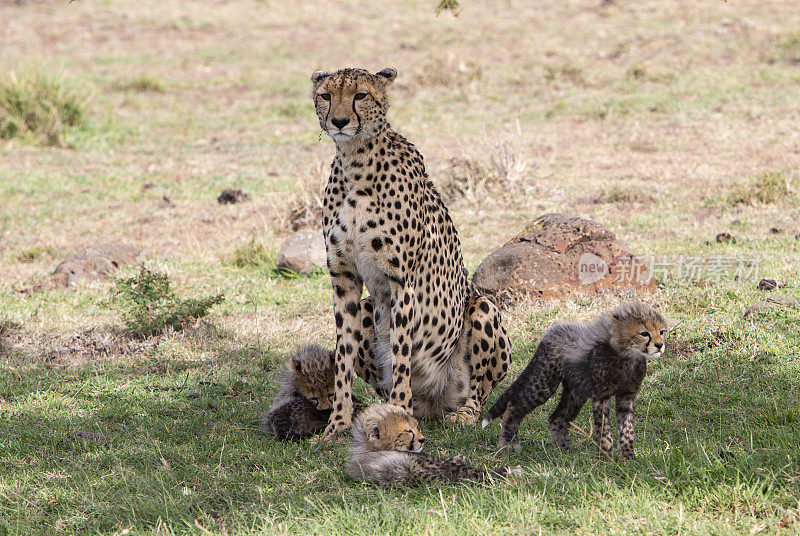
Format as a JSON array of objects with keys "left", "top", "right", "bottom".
[
  {"left": 375, "top": 67, "right": 397, "bottom": 84},
  {"left": 289, "top": 357, "right": 303, "bottom": 374},
  {"left": 311, "top": 71, "right": 331, "bottom": 84}
]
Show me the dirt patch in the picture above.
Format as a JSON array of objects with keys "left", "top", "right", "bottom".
[{"left": 1, "top": 326, "right": 158, "bottom": 366}]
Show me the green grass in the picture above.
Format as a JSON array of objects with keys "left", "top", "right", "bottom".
[
  {"left": 1, "top": 277, "right": 799, "bottom": 535},
  {"left": 0, "top": 71, "right": 86, "bottom": 146}
]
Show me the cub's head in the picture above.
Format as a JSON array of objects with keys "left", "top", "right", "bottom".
[
  {"left": 608, "top": 302, "right": 667, "bottom": 358},
  {"left": 311, "top": 67, "right": 397, "bottom": 144},
  {"left": 288, "top": 345, "right": 336, "bottom": 410},
  {"left": 353, "top": 404, "right": 425, "bottom": 453}
]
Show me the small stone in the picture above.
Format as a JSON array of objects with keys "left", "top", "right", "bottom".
[
  {"left": 770, "top": 227, "right": 782, "bottom": 234},
  {"left": 757, "top": 279, "right": 777, "bottom": 291},
  {"left": 715, "top": 232, "right": 736, "bottom": 244},
  {"left": 276, "top": 231, "right": 327, "bottom": 274},
  {"left": 159, "top": 195, "right": 175, "bottom": 208},
  {"left": 217, "top": 189, "right": 250, "bottom": 205}
]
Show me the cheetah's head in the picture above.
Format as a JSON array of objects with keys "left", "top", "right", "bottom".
[
  {"left": 311, "top": 67, "right": 397, "bottom": 144},
  {"left": 608, "top": 302, "right": 667, "bottom": 359},
  {"left": 355, "top": 404, "right": 425, "bottom": 453},
  {"left": 288, "top": 345, "right": 336, "bottom": 410}
]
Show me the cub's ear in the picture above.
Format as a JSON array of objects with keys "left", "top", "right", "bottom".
[
  {"left": 289, "top": 357, "right": 303, "bottom": 374},
  {"left": 367, "top": 426, "right": 381, "bottom": 441},
  {"left": 375, "top": 67, "right": 397, "bottom": 84},
  {"left": 311, "top": 71, "right": 331, "bottom": 84},
  {"left": 363, "top": 417, "right": 381, "bottom": 441}
]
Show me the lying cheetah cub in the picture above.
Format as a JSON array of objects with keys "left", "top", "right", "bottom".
[
  {"left": 482, "top": 302, "right": 666, "bottom": 459},
  {"left": 262, "top": 345, "right": 363, "bottom": 440},
  {"left": 348, "top": 404, "right": 522, "bottom": 486}
]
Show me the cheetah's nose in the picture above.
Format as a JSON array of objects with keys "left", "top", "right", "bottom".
[
  {"left": 331, "top": 117, "right": 350, "bottom": 129},
  {"left": 654, "top": 342, "right": 663, "bottom": 350}
]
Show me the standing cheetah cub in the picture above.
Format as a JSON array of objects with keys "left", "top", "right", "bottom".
[
  {"left": 347, "top": 404, "right": 522, "bottom": 487},
  {"left": 482, "top": 302, "right": 667, "bottom": 459}
]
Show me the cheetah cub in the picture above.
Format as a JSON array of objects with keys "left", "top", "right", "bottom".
[
  {"left": 482, "top": 302, "right": 666, "bottom": 459},
  {"left": 348, "top": 404, "right": 522, "bottom": 487},
  {"left": 262, "top": 345, "right": 363, "bottom": 440}
]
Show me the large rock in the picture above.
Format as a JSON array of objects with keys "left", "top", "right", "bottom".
[
  {"left": 45, "top": 242, "right": 143, "bottom": 289},
  {"left": 276, "top": 231, "right": 327, "bottom": 274},
  {"left": 473, "top": 213, "right": 656, "bottom": 302}
]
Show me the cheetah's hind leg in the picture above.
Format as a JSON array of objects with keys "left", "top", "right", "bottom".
[{"left": 446, "top": 296, "right": 511, "bottom": 425}]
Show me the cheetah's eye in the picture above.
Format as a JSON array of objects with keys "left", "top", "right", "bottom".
[
  {"left": 354, "top": 92, "right": 368, "bottom": 100},
  {"left": 639, "top": 331, "right": 650, "bottom": 337},
  {"left": 319, "top": 93, "right": 331, "bottom": 101}
]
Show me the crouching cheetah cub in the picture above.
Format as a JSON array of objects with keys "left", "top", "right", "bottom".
[
  {"left": 261, "top": 345, "right": 363, "bottom": 440},
  {"left": 347, "top": 403, "right": 522, "bottom": 487},
  {"left": 482, "top": 302, "right": 667, "bottom": 459},
  {"left": 312, "top": 66, "right": 510, "bottom": 438}
]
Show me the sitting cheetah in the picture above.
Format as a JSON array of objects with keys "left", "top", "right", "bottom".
[{"left": 311, "top": 67, "right": 511, "bottom": 438}]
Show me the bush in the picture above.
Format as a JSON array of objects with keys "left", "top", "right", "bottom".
[
  {"left": 111, "top": 266, "right": 224, "bottom": 337},
  {"left": 231, "top": 238, "right": 273, "bottom": 268},
  {"left": 728, "top": 170, "right": 795, "bottom": 206},
  {"left": 0, "top": 71, "right": 85, "bottom": 146}
]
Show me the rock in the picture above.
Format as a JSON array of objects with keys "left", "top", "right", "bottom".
[
  {"left": 744, "top": 295, "right": 798, "bottom": 318},
  {"left": 45, "top": 242, "right": 143, "bottom": 288},
  {"left": 473, "top": 213, "right": 656, "bottom": 302},
  {"left": 159, "top": 194, "right": 175, "bottom": 208},
  {"left": 276, "top": 231, "right": 327, "bottom": 274},
  {"left": 757, "top": 279, "right": 778, "bottom": 291},
  {"left": 715, "top": 232, "right": 736, "bottom": 244},
  {"left": 217, "top": 189, "right": 250, "bottom": 204}
]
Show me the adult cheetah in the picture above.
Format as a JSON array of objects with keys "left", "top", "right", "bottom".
[{"left": 312, "top": 67, "right": 510, "bottom": 438}]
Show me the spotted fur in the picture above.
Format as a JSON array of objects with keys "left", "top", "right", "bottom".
[
  {"left": 347, "top": 404, "right": 522, "bottom": 486},
  {"left": 312, "top": 67, "right": 511, "bottom": 438},
  {"left": 482, "top": 302, "right": 667, "bottom": 459},
  {"left": 261, "top": 345, "right": 363, "bottom": 440}
]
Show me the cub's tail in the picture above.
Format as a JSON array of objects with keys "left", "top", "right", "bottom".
[
  {"left": 481, "top": 380, "right": 519, "bottom": 429},
  {"left": 481, "top": 339, "right": 551, "bottom": 429}
]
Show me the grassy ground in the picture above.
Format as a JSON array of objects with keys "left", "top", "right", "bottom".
[{"left": 1, "top": 0, "right": 799, "bottom": 534}]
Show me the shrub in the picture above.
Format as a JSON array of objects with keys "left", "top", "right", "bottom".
[
  {"left": 728, "top": 170, "right": 795, "bottom": 206},
  {"left": 0, "top": 71, "right": 85, "bottom": 146},
  {"left": 111, "top": 266, "right": 224, "bottom": 337},
  {"left": 231, "top": 238, "right": 273, "bottom": 268}
]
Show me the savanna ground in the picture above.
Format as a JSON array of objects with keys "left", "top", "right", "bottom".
[{"left": 1, "top": 0, "right": 799, "bottom": 534}]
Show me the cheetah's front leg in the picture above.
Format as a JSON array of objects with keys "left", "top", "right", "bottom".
[
  {"left": 322, "top": 271, "right": 364, "bottom": 439},
  {"left": 387, "top": 282, "right": 415, "bottom": 413},
  {"left": 447, "top": 296, "right": 511, "bottom": 425}
]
